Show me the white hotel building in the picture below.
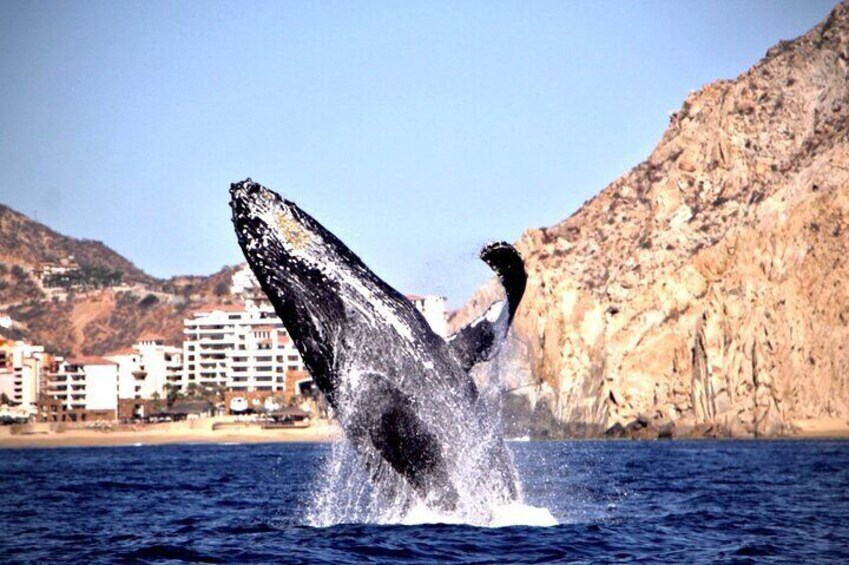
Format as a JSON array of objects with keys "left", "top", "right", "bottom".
[
  {"left": 103, "top": 334, "right": 183, "bottom": 419},
  {"left": 180, "top": 295, "right": 448, "bottom": 396},
  {"left": 0, "top": 340, "right": 48, "bottom": 414},
  {"left": 42, "top": 356, "right": 119, "bottom": 421},
  {"left": 105, "top": 334, "right": 182, "bottom": 401},
  {"left": 406, "top": 295, "right": 448, "bottom": 337},
  {"left": 181, "top": 300, "right": 307, "bottom": 394}
]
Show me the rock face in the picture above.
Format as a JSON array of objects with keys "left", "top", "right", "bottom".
[{"left": 455, "top": 3, "right": 849, "bottom": 438}]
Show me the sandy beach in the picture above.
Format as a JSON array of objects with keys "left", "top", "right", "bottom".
[
  {"left": 3, "top": 416, "right": 848, "bottom": 449},
  {"left": 0, "top": 417, "right": 340, "bottom": 449}
]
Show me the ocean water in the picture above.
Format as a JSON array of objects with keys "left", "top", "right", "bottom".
[{"left": 1, "top": 440, "right": 848, "bottom": 564}]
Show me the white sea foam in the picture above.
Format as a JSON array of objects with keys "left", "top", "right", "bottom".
[
  {"left": 401, "top": 501, "right": 558, "bottom": 528},
  {"left": 489, "top": 503, "right": 558, "bottom": 528}
]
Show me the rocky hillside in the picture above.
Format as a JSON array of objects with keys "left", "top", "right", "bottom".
[
  {"left": 457, "top": 2, "right": 849, "bottom": 438},
  {"left": 0, "top": 204, "right": 154, "bottom": 285},
  {"left": 0, "top": 205, "right": 242, "bottom": 356}
]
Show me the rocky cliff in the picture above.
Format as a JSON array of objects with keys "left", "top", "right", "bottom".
[{"left": 456, "top": 2, "right": 849, "bottom": 438}]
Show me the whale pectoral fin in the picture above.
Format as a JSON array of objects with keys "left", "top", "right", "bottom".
[
  {"left": 479, "top": 241, "right": 526, "bottom": 320},
  {"left": 447, "top": 309, "right": 500, "bottom": 372},
  {"left": 346, "top": 374, "right": 458, "bottom": 510},
  {"left": 448, "top": 241, "right": 527, "bottom": 372}
]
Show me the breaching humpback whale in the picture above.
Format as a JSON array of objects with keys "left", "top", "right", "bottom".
[{"left": 230, "top": 179, "right": 526, "bottom": 514}]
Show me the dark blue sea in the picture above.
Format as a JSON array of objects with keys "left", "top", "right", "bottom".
[{"left": 1, "top": 440, "right": 848, "bottom": 564}]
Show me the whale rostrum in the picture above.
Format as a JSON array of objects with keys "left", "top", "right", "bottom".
[{"left": 230, "top": 178, "right": 526, "bottom": 515}]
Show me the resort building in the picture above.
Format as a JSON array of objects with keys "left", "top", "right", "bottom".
[
  {"left": 181, "top": 300, "right": 308, "bottom": 396},
  {"left": 35, "top": 258, "right": 80, "bottom": 287},
  {"left": 406, "top": 294, "right": 449, "bottom": 337},
  {"left": 39, "top": 356, "right": 119, "bottom": 422},
  {"left": 105, "top": 333, "right": 182, "bottom": 419},
  {"left": 0, "top": 339, "right": 48, "bottom": 414}
]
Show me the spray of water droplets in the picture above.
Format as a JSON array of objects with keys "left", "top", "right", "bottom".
[{"left": 304, "top": 364, "right": 557, "bottom": 528}]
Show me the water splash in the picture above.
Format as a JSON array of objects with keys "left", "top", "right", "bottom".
[
  {"left": 232, "top": 182, "right": 547, "bottom": 526},
  {"left": 305, "top": 365, "right": 557, "bottom": 528}
]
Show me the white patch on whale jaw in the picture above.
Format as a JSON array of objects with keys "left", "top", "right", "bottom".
[
  {"left": 446, "top": 300, "right": 507, "bottom": 344},
  {"left": 484, "top": 300, "right": 505, "bottom": 323}
]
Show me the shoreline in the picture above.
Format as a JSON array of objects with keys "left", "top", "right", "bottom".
[
  {"left": 2, "top": 417, "right": 848, "bottom": 449},
  {"left": 0, "top": 417, "right": 340, "bottom": 449}
]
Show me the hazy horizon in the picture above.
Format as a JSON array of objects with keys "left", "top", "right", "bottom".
[{"left": 0, "top": 0, "right": 835, "bottom": 306}]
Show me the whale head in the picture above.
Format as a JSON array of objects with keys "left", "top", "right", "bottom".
[
  {"left": 229, "top": 178, "right": 349, "bottom": 393},
  {"left": 230, "top": 179, "right": 343, "bottom": 280}
]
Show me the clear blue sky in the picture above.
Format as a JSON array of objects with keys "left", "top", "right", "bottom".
[{"left": 0, "top": 1, "right": 835, "bottom": 306}]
